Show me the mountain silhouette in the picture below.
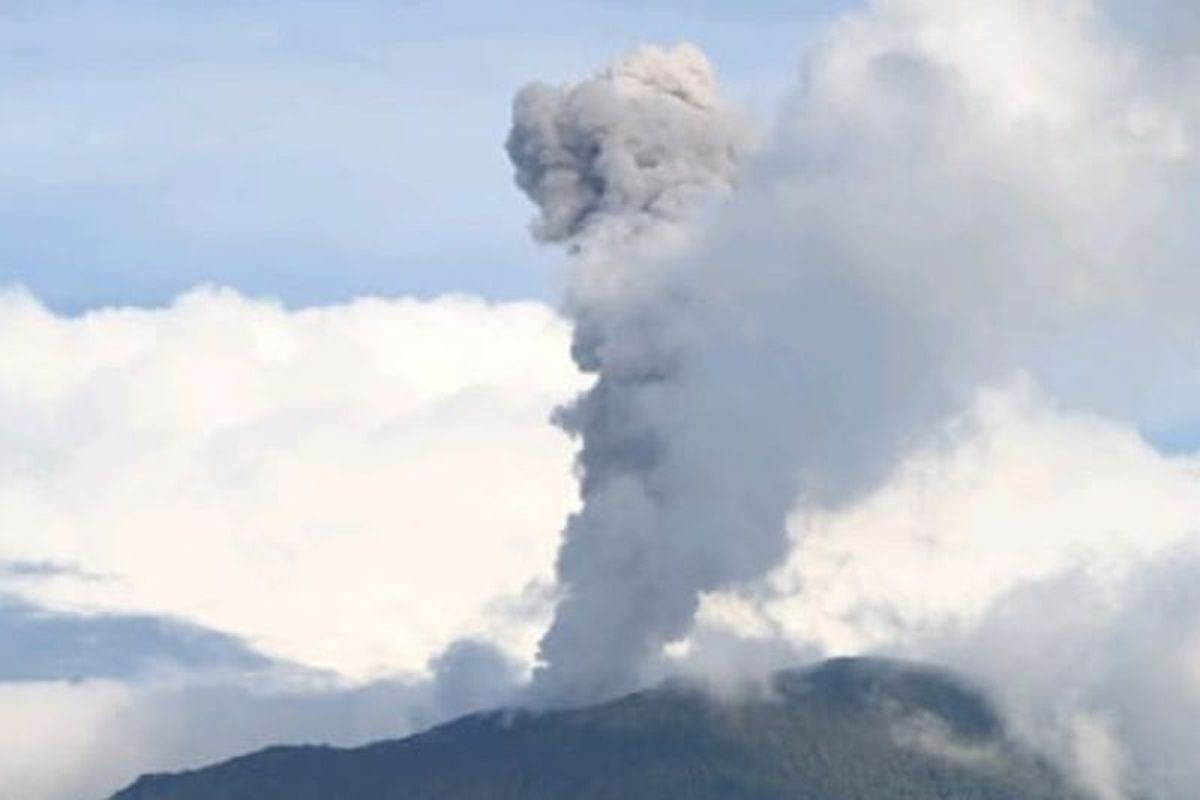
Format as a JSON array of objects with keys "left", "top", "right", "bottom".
[{"left": 111, "top": 657, "right": 1085, "bottom": 800}]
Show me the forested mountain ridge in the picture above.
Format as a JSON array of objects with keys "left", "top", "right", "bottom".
[{"left": 111, "top": 657, "right": 1087, "bottom": 800}]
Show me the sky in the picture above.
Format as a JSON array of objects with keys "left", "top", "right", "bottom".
[
  {"left": 0, "top": 0, "right": 836, "bottom": 311},
  {"left": 3, "top": 2, "right": 1200, "bottom": 800}
]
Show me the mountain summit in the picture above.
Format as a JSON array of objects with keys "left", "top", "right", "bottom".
[{"left": 111, "top": 657, "right": 1084, "bottom": 800}]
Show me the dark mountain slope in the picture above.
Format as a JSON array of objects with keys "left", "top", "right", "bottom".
[{"left": 111, "top": 657, "right": 1085, "bottom": 800}]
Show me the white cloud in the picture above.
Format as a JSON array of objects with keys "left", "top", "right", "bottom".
[
  {"left": 0, "top": 669, "right": 486, "bottom": 800},
  {"left": 699, "top": 382, "right": 1200, "bottom": 655},
  {"left": 0, "top": 680, "right": 133, "bottom": 800},
  {"left": 691, "top": 382, "right": 1200, "bottom": 798},
  {"left": 0, "top": 288, "right": 586, "bottom": 679}
]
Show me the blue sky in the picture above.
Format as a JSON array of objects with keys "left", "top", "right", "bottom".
[{"left": 0, "top": 0, "right": 845, "bottom": 312}]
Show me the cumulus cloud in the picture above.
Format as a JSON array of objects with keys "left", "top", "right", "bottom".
[
  {"left": 731, "top": 384, "right": 1200, "bottom": 654},
  {"left": 677, "top": 384, "right": 1200, "bottom": 800},
  {"left": 0, "top": 288, "right": 585, "bottom": 679},
  {"left": 0, "top": 287, "right": 588, "bottom": 798}
]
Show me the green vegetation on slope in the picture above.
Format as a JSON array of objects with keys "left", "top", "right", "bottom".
[{"left": 112, "top": 657, "right": 1087, "bottom": 800}]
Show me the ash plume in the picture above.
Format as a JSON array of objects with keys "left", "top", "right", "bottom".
[
  {"left": 508, "top": 4, "right": 1200, "bottom": 756},
  {"left": 506, "top": 43, "right": 740, "bottom": 250},
  {"left": 508, "top": 43, "right": 757, "bottom": 702}
]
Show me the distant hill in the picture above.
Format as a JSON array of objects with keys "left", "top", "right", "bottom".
[{"left": 111, "top": 657, "right": 1085, "bottom": 800}]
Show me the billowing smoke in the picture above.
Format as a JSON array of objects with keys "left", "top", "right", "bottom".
[
  {"left": 508, "top": 43, "right": 757, "bottom": 701},
  {"left": 507, "top": 42, "right": 741, "bottom": 250},
  {"left": 508, "top": 0, "right": 1200, "bottom": 730},
  {"left": 921, "top": 548, "right": 1200, "bottom": 800}
]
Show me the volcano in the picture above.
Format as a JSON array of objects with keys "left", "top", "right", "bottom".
[{"left": 111, "top": 657, "right": 1084, "bottom": 800}]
